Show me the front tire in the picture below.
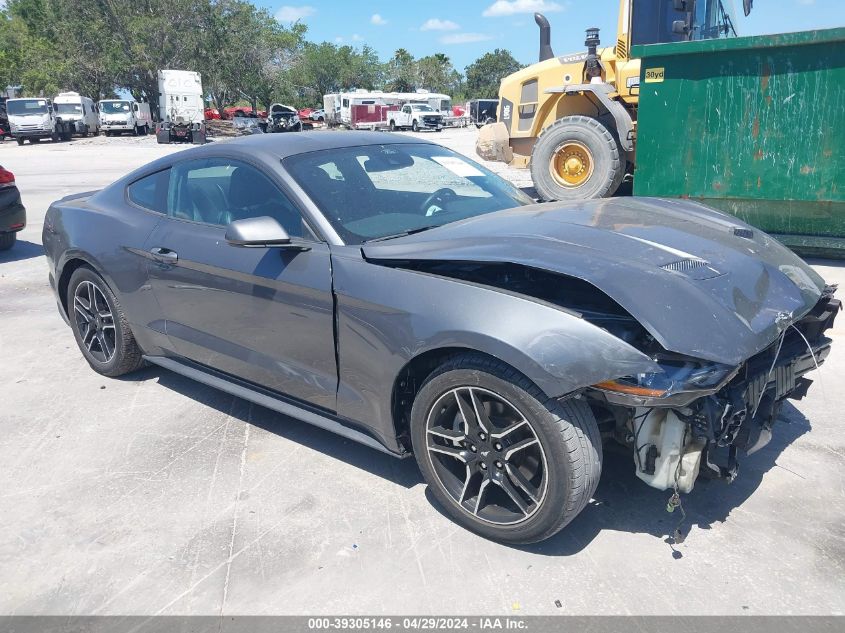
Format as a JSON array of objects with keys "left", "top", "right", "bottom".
[
  {"left": 530, "top": 115, "right": 624, "bottom": 201},
  {"left": 410, "top": 353, "right": 602, "bottom": 544},
  {"left": 67, "top": 267, "right": 145, "bottom": 377},
  {"left": 412, "top": 120, "right": 419, "bottom": 132},
  {"left": 0, "top": 232, "right": 16, "bottom": 251}
]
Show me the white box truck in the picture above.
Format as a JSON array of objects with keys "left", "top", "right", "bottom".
[
  {"left": 156, "top": 69, "right": 206, "bottom": 144},
  {"left": 6, "top": 97, "right": 75, "bottom": 144},
  {"left": 98, "top": 99, "right": 152, "bottom": 136},
  {"left": 53, "top": 92, "right": 100, "bottom": 137}
]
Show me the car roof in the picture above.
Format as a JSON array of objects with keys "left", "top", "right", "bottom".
[
  {"left": 196, "top": 131, "right": 436, "bottom": 160},
  {"left": 110, "top": 131, "right": 440, "bottom": 188}
]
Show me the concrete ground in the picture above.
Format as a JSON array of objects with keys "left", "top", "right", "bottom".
[{"left": 1, "top": 129, "right": 843, "bottom": 616}]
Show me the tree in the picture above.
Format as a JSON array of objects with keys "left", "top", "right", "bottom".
[
  {"left": 385, "top": 48, "right": 416, "bottom": 92},
  {"left": 464, "top": 49, "right": 524, "bottom": 99},
  {"left": 292, "top": 41, "right": 384, "bottom": 104}
]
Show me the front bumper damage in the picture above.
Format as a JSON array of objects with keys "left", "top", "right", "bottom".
[{"left": 592, "top": 288, "right": 839, "bottom": 494}]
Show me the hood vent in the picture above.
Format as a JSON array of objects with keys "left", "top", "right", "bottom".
[
  {"left": 733, "top": 227, "right": 754, "bottom": 239},
  {"left": 661, "top": 258, "right": 709, "bottom": 273}
]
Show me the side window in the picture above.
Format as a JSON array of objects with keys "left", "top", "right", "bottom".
[
  {"left": 127, "top": 169, "right": 170, "bottom": 214},
  {"left": 167, "top": 158, "right": 313, "bottom": 239}
]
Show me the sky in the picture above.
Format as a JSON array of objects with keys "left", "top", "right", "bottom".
[{"left": 262, "top": 0, "right": 845, "bottom": 70}]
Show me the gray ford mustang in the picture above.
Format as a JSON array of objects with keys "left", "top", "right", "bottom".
[{"left": 43, "top": 133, "right": 838, "bottom": 543}]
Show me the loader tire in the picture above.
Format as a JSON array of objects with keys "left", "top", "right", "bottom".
[{"left": 530, "top": 115, "right": 624, "bottom": 201}]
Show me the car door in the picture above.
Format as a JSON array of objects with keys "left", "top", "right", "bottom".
[{"left": 144, "top": 156, "right": 338, "bottom": 411}]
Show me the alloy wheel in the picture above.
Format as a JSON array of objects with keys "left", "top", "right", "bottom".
[
  {"left": 425, "top": 387, "right": 548, "bottom": 525},
  {"left": 73, "top": 281, "right": 117, "bottom": 363}
]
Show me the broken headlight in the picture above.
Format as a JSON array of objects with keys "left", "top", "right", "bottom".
[{"left": 594, "top": 360, "right": 738, "bottom": 405}]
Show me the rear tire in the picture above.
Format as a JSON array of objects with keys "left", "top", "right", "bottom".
[
  {"left": 67, "top": 267, "right": 145, "bottom": 377},
  {"left": 410, "top": 353, "right": 602, "bottom": 544},
  {"left": 16, "top": 137, "right": 24, "bottom": 146},
  {"left": 530, "top": 115, "right": 624, "bottom": 201},
  {"left": 0, "top": 232, "right": 16, "bottom": 251}
]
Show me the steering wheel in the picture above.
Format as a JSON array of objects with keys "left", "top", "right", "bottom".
[{"left": 421, "top": 188, "right": 457, "bottom": 215}]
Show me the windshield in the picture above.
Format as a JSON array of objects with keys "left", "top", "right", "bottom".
[
  {"left": 55, "top": 103, "right": 82, "bottom": 115},
  {"left": 7, "top": 99, "right": 48, "bottom": 115},
  {"left": 100, "top": 101, "right": 130, "bottom": 114},
  {"left": 631, "top": 0, "right": 737, "bottom": 45},
  {"left": 284, "top": 143, "right": 533, "bottom": 244},
  {"left": 411, "top": 104, "right": 434, "bottom": 112}
]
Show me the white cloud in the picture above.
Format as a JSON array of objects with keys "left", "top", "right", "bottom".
[
  {"left": 421, "top": 18, "right": 460, "bottom": 31},
  {"left": 440, "top": 32, "right": 494, "bottom": 44},
  {"left": 482, "top": 0, "right": 564, "bottom": 17},
  {"left": 335, "top": 36, "right": 344, "bottom": 43},
  {"left": 371, "top": 14, "right": 388, "bottom": 25},
  {"left": 275, "top": 5, "right": 316, "bottom": 22},
  {"left": 352, "top": 33, "right": 363, "bottom": 41}
]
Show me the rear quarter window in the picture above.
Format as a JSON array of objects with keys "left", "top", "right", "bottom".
[{"left": 127, "top": 169, "right": 170, "bottom": 214}]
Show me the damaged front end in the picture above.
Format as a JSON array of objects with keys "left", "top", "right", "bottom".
[{"left": 589, "top": 286, "right": 839, "bottom": 493}]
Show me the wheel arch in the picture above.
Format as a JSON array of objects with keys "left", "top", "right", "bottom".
[
  {"left": 56, "top": 254, "right": 109, "bottom": 318},
  {"left": 390, "top": 347, "right": 531, "bottom": 451}
]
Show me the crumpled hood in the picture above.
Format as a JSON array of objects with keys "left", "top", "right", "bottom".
[{"left": 362, "top": 197, "right": 826, "bottom": 365}]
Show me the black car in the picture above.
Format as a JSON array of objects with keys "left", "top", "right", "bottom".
[
  {"left": 0, "top": 165, "right": 26, "bottom": 250},
  {"left": 42, "top": 133, "right": 837, "bottom": 543}
]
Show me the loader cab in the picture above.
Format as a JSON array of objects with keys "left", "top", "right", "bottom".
[
  {"left": 625, "top": 0, "right": 738, "bottom": 51},
  {"left": 613, "top": 0, "right": 741, "bottom": 101}
]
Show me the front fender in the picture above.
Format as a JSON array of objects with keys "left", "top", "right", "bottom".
[{"left": 331, "top": 251, "right": 657, "bottom": 445}]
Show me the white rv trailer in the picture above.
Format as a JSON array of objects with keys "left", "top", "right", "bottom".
[
  {"left": 323, "top": 89, "right": 461, "bottom": 129},
  {"left": 323, "top": 90, "right": 388, "bottom": 127}
]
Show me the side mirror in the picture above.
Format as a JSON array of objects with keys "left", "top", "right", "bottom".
[
  {"left": 225, "top": 216, "right": 309, "bottom": 250},
  {"left": 672, "top": 0, "right": 688, "bottom": 11}
]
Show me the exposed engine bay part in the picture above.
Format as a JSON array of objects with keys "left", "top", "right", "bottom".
[
  {"left": 267, "top": 103, "right": 302, "bottom": 133},
  {"left": 631, "top": 409, "right": 705, "bottom": 493}
]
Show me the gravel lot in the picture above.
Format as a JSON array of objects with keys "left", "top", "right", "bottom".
[{"left": 1, "top": 130, "right": 844, "bottom": 616}]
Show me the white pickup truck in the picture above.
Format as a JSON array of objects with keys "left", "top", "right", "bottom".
[{"left": 387, "top": 103, "right": 443, "bottom": 132}]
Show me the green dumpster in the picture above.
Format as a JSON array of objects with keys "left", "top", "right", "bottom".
[{"left": 631, "top": 28, "right": 845, "bottom": 257}]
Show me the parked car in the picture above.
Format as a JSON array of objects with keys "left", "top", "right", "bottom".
[
  {"left": 42, "top": 133, "right": 838, "bottom": 544},
  {"left": 309, "top": 109, "right": 326, "bottom": 122},
  {"left": 387, "top": 103, "right": 443, "bottom": 132},
  {"left": 297, "top": 107, "right": 314, "bottom": 120},
  {"left": 204, "top": 107, "right": 221, "bottom": 120},
  {"left": 0, "top": 165, "right": 26, "bottom": 251},
  {"left": 223, "top": 106, "right": 266, "bottom": 119},
  {"left": 0, "top": 100, "right": 9, "bottom": 140},
  {"left": 266, "top": 103, "right": 302, "bottom": 133}
]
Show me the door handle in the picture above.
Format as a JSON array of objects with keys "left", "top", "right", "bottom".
[{"left": 149, "top": 246, "right": 178, "bottom": 263}]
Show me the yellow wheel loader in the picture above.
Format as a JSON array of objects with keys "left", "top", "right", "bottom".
[{"left": 477, "top": 0, "right": 754, "bottom": 201}]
